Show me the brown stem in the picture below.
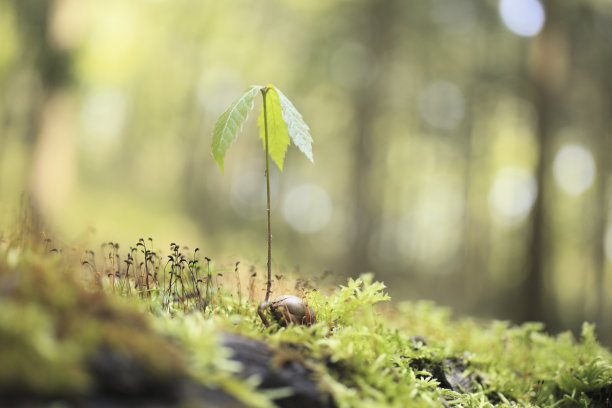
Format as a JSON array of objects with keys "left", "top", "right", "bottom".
[{"left": 257, "top": 301, "right": 271, "bottom": 327}]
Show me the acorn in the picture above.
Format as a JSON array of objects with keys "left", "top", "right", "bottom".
[{"left": 257, "top": 295, "right": 316, "bottom": 327}]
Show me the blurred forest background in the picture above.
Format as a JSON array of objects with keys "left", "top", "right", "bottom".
[{"left": 1, "top": 0, "right": 612, "bottom": 344}]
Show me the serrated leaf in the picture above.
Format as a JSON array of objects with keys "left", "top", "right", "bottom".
[
  {"left": 275, "top": 87, "right": 314, "bottom": 163},
  {"left": 258, "top": 86, "right": 290, "bottom": 171},
  {"left": 212, "top": 85, "right": 264, "bottom": 172}
]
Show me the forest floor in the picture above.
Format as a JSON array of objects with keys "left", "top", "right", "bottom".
[{"left": 1, "top": 231, "right": 611, "bottom": 408}]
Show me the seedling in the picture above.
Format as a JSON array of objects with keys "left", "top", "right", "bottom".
[{"left": 212, "top": 84, "right": 315, "bottom": 325}]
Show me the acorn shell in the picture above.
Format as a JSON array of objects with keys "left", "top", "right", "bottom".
[{"left": 269, "top": 295, "right": 316, "bottom": 326}]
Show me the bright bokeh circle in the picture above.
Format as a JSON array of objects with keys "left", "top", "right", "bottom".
[{"left": 499, "top": 0, "right": 546, "bottom": 37}]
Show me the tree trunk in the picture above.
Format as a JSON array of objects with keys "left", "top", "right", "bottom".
[
  {"left": 9, "top": 0, "right": 74, "bottom": 234},
  {"left": 523, "top": 4, "right": 568, "bottom": 322},
  {"left": 347, "top": 0, "right": 395, "bottom": 275}
]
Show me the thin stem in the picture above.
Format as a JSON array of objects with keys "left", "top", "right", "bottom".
[
  {"left": 204, "top": 258, "right": 211, "bottom": 312},
  {"left": 262, "top": 87, "right": 272, "bottom": 303}
]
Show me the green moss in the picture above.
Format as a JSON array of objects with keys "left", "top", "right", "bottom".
[
  {"left": 0, "top": 298, "right": 91, "bottom": 395},
  {"left": 1, "top": 239, "right": 611, "bottom": 407},
  {"left": 243, "top": 274, "right": 612, "bottom": 407},
  {"left": 0, "top": 244, "right": 193, "bottom": 399},
  {"left": 0, "top": 248, "right": 95, "bottom": 396}
]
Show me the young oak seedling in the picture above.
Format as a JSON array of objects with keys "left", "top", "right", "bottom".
[{"left": 212, "top": 85, "right": 316, "bottom": 327}]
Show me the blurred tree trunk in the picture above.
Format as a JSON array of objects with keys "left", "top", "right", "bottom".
[
  {"left": 9, "top": 0, "right": 74, "bottom": 233},
  {"left": 523, "top": 4, "right": 568, "bottom": 322},
  {"left": 592, "top": 34, "right": 612, "bottom": 335},
  {"left": 347, "top": 0, "right": 396, "bottom": 275},
  {"left": 593, "top": 130, "right": 607, "bottom": 330}
]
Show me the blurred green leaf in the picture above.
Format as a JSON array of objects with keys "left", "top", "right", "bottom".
[
  {"left": 212, "top": 85, "right": 264, "bottom": 172},
  {"left": 258, "top": 86, "right": 290, "bottom": 170}
]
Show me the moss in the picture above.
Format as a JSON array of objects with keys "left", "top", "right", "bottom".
[
  {"left": 1, "top": 239, "right": 611, "bottom": 407},
  {"left": 0, "top": 244, "right": 193, "bottom": 400},
  {"left": 0, "top": 248, "right": 95, "bottom": 396},
  {"left": 0, "top": 298, "right": 91, "bottom": 395},
  {"left": 251, "top": 274, "right": 612, "bottom": 407}
]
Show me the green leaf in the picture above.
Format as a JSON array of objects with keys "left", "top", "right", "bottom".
[
  {"left": 275, "top": 87, "right": 314, "bottom": 163},
  {"left": 258, "top": 86, "right": 290, "bottom": 171},
  {"left": 212, "top": 85, "right": 264, "bottom": 172}
]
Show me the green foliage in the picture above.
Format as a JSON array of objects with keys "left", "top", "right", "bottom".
[
  {"left": 2, "top": 238, "right": 611, "bottom": 408},
  {"left": 308, "top": 273, "right": 390, "bottom": 327},
  {"left": 211, "top": 84, "right": 314, "bottom": 303},
  {"left": 306, "top": 279, "right": 442, "bottom": 408},
  {"left": 212, "top": 84, "right": 313, "bottom": 172},
  {"left": 0, "top": 298, "right": 91, "bottom": 395},
  {"left": 212, "top": 85, "right": 263, "bottom": 172},
  {"left": 258, "top": 86, "right": 290, "bottom": 170},
  {"left": 274, "top": 86, "right": 313, "bottom": 163},
  {"left": 0, "top": 245, "right": 185, "bottom": 397},
  {"left": 557, "top": 357, "right": 612, "bottom": 393},
  {"left": 554, "top": 324, "right": 612, "bottom": 407}
]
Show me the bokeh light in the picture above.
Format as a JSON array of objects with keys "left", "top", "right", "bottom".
[
  {"left": 499, "top": 0, "right": 546, "bottom": 37},
  {"left": 553, "top": 144, "right": 596, "bottom": 196},
  {"left": 488, "top": 167, "right": 537, "bottom": 227}
]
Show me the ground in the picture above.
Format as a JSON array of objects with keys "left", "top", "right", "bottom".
[{"left": 0, "top": 235, "right": 611, "bottom": 407}]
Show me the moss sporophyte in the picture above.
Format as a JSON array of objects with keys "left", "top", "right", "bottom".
[{"left": 212, "top": 84, "right": 316, "bottom": 326}]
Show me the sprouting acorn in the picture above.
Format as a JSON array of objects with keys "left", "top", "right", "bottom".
[{"left": 257, "top": 295, "right": 316, "bottom": 327}]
